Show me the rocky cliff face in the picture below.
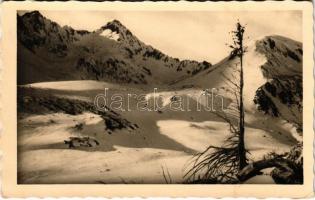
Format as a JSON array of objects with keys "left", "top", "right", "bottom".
[
  {"left": 254, "top": 36, "right": 302, "bottom": 131},
  {"left": 17, "top": 11, "right": 88, "bottom": 57},
  {"left": 17, "top": 11, "right": 212, "bottom": 85}
]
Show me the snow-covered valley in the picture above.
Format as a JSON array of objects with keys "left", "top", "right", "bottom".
[{"left": 18, "top": 81, "right": 296, "bottom": 184}]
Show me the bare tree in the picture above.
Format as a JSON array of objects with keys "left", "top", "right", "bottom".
[
  {"left": 184, "top": 21, "right": 248, "bottom": 183},
  {"left": 230, "top": 22, "right": 247, "bottom": 170},
  {"left": 185, "top": 21, "right": 303, "bottom": 184}
]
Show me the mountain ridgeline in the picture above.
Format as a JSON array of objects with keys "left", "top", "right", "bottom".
[
  {"left": 17, "top": 11, "right": 303, "bottom": 131},
  {"left": 17, "top": 11, "right": 212, "bottom": 85}
]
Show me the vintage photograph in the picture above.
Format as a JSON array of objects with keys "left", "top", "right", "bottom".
[{"left": 16, "top": 9, "right": 303, "bottom": 185}]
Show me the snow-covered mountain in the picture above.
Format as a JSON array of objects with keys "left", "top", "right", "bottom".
[
  {"left": 17, "top": 11, "right": 212, "bottom": 85},
  {"left": 17, "top": 11, "right": 302, "bottom": 132},
  {"left": 254, "top": 36, "right": 302, "bottom": 130},
  {"left": 175, "top": 35, "right": 302, "bottom": 132}
]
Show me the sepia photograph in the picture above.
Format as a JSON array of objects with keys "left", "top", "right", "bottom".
[
  {"left": 16, "top": 9, "right": 304, "bottom": 185},
  {"left": 0, "top": 1, "right": 313, "bottom": 197}
]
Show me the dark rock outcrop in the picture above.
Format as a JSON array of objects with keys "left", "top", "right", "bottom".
[{"left": 254, "top": 36, "right": 302, "bottom": 131}]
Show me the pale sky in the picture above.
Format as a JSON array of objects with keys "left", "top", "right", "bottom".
[{"left": 20, "top": 10, "right": 302, "bottom": 63}]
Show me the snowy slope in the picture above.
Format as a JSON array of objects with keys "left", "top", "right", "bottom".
[
  {"left": 175, "top": 35, "right": 303, "bottom": 138},
  {"left": 17, "top": 80, "right": 294, "bottom": 184}
]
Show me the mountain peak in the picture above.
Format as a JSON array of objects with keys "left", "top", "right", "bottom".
[
  {"left": 101, "top": 19, "right": 128, "bottom": 34},
  {"left": 109, "top": 19, "right": 124, "bottom": 27},
  {"left": 20, "top": 10, "right": 45, "bottom": 22},
  {"left": 99, "top": 19, "right": 138, "bottom": 43},
  {"left": 22, "top": 10, "right": 42, "bottom": 17},
  {"left": 18, "top": 12, "right": 215, "bottom": 86}
]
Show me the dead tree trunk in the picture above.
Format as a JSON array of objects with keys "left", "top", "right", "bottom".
[
  {"left": 232, "top": 22, "right": 247, "bottom": 170},
  {"left": 237, "top": 158, "right": 298, "bottom": 183},
  {"left": 239, "top": 36, "right": 246, "bottom": 170},
  {"left": 238, "top": 144, "right": 303, "bottom": 184}
]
